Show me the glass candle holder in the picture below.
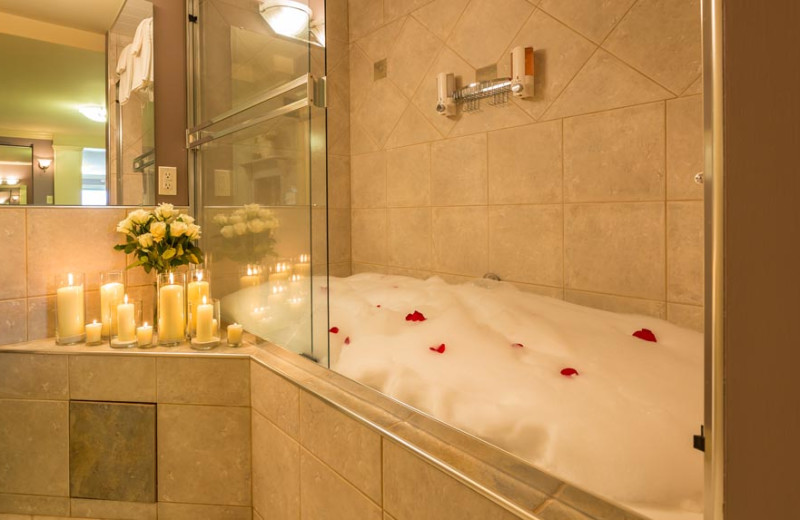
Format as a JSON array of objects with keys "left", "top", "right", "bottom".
[
  {"left": 239, "top": 264, "right": 263, "bottom": 288},
  {"left": 56, "top": 272, "right": 85, "bottom": 345},
  {"left": 293, "top": 253, "right": 311, "bottom": 277},
  {"left": 157, "top": 272, "right": 186, "bottom": 346},
  {"left": 227, "top": 323, "right": 243, "bottom": 347},
  {"left": 110, "top": 296, "right": 141, "bottom": 349},
  {"left": 85, "top": 320, "right": 103, "bottom": 346},
  {"left": 268, "top": 259, "right": 291, "bottom": 282},
  {"left": 190, "top": 297, "right": 220, "bottom": 350},
  {"left": 99, "top": 270, "right": 125, "bottom": 338},
  {"left": 136, "top": 321, "right": 154, "bottom": 348},
  {"left": 187, "top": 267, "right": 210, "bottom": 336}
]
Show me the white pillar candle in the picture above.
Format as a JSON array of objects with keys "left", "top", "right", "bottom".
[
  {"left": 56, "top": 277, "right": 84, "bottom": 340},
  {"left": 269, "top": 262, "right": 291, "bottom": 282},
  {"left": 116, "top": 295, "right": 136, "bottom": 342},
  {"left": 239, "top": 265, "right": 262, "bottom": 288},
  {"left": 137, "top": 322, "right": 153, "bottom": 346},
  {"left": 85, "top": 321, "right": 102, "bottom": 344},
  {"left": 227, "top": 323, "right": 243, "bottom": 345},
  {"left": 159, "top": 283, "right": 185, "bottom": 342},
  {"left": 195, "top": 296, "right": 214, "bottom": 342},
  {"left": 100, "top": 281, "right": 125, "bottom": 336},
  {"left": 293, "top": 254, "right": 310, "bottom": 276},
  {"left": 187, "top": 278, "right": 210, "bottom": 333}
]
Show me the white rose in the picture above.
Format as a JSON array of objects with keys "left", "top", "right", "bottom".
[
  {"left": 129, "top": 209, "right": 151, "bottom": 225},
  {"left": 264, "top": 216, "right": 279, "bottom": 229},
  {"left": 170, "top": 222, "right": 188, "bottom": 237},
  {"left": 155, "top": 203, "right": 176, "bottom": 221},
  {"left": 257, "top": 208, "right": 273, "bottom": 219},
  {"left": 116, "top": 218, "right": 133, "bottom": 235},
  {"left": 247, "top": 218, "right": 266, "bottom": 234},
  {"left": 220, "top": 225, "right": 235, "bottom": 238},
  {"left": 178, "top": 214, "right": 195, "bottom": 225},
  {"left": 244, "top": 204, "right": 260, "bottom": 217},
  {"left": 229, "top": 215, "right": 244, "bottom": 224},
  {"left": 233, "top": 222, "right": 247, "bottom": 235},
  {"left": 213, "top": 214, "right": 228, "bottom": 226},
  {"left": 137, "top": 233, "right": 154, "bottom": 248},
  {"left": 150, "top": 221, "right": 167, "bottom": 242},
  {"left": 186, "top": 224, "right": 201, "bottom": 240}
]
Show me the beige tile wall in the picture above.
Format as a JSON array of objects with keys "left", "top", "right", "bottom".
[
  {"left": 250, "top": 360, "right": 531, "bottom": 520},
  {"left": 0, "top": 208, "right": 158, "bottom": 346},
  {"left": 0, "top": 353, "right": 251, "bottom": 520},
  {"left": 345, "top": 0, "right": 704, "bottom": 330}
]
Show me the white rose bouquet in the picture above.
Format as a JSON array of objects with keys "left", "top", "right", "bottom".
[
  {"left": 114, "top": 204, "right": 204, "bottom": 273},
  {"left": 212, "top": 204, "right": 278, "bottom": 264}
]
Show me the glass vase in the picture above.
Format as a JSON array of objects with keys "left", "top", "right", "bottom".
[
  {"left": 56, "top": 272, "right": 85, "bottom": 345},
  {"left": 110, "top": 296, "right": 141, "bottom": 349},
  {"left": 187, "top": 267, "right": 210, "bottom": 337},
  {"left": 99, "top": 270, "right": 125, "bottom": 338},
  {"left": 157, "top": 272, "right": 186, "bottom": 346},
  {"left": 190, "top": 297, "right": 220, "bottom": 350}
]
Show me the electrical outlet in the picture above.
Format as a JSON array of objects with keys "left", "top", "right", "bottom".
[{"left": 158, "top": 166, "right": 177, "bottom": 196}]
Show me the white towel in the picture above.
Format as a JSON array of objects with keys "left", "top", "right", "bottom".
[
  {"left": 130, "top": 17, "right": 154, "bottom": 99},
  {"left": 116, "top": 43, "right": 133, "bottom": 105}
]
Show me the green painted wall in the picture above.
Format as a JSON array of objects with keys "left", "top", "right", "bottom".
[{"left": 53, "top": 146, "right": 82, "bottom": 205}]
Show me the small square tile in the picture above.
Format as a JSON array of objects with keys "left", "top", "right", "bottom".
[
  {"left": 69, "top": 356, "right": 156, "bottom": 403},
  {"left": 0, "top": 354, "right": 68, "bottom": 400},
  {"left": 156, "top": 358, "right": 250, "bottom": 406}
]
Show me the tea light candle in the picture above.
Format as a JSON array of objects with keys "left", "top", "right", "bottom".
[
  {"left": 293, "top": 254, "right": 310, "bottom": 276},
  {"left": 267, "top": 283, "right": 287, "bottom": 306},
  {"left": 117, "top": 295, "right": 136, "bottom": 342},
  {"left": 85, "top": 320, "right": 102, "bottom": 344},
  {"left": 56, "top": 273, "right": 84, "bottom": 341},
  {"left": 269, "top": 262, "right": 291, "bottom": 282},
  {"left": 227, "top": 323, "right": 243, "bottom": 345},
  {"left": 195, "top": 296, "right": 214, "bottom": 342},
  {"left": 100, "top": 281, "right": 124, "bottom": 336},
  {"left": 137, "top": 322, "right": 153, "bottom": 346},
  {"left": 187, "top": 272, "right": 210, "bottom": 333},
  {"left": 159, "top": 274, "right": 185, "bottom": 342}
]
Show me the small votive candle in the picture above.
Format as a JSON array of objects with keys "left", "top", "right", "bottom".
[
  {"left": 137, "top": 322, "right": 154, "bottom": 348},
  {"left": 85, "top": 320, "right": 102, "bottom": 345},
  {"left": 293, "top": 254, "right": 310, "bottom": 276},
  {"left": 227, "top": 323, "right": 243, "bottom": 346}
]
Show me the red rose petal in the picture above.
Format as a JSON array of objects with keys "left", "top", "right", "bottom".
[
  {"left": 511, "top": 343, "right": 524, "bottom": 348},
  {"left": 329, "top": 327, "right": 339, "bottom": 334},
  {"left": 429, "top": 343, "right": 446, "bottom": 353},
  {"left": 560, "top": 368, "right": 579, "bottom": 377},
  {"left": 344, "top": 336, "right": 350, "bottom": 345},
  {"left": 632, "top": 328, "right": 657, "bottom": 342},
  {"left": 405, "top": 310, "right": 426, "bottom": 322},
  {"left": 376, "top": 304, "right": 381, "bottom": 308}
]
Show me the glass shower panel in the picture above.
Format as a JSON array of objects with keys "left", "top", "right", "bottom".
[{"left": 190, "top": 0, "right": 328, "bottom": 363}]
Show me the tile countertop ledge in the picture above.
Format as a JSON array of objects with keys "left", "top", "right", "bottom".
[{"left": 0, "top": 338, "right": 649, "bottom": 520}]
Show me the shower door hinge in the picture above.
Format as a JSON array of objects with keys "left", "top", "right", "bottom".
[
  {"left": 188, "top": 14, "right": 198, "bottom": 23},
  {"left": 693, "top": 425, "right": 706, "bottom": 452},
  {"left": 309, "top": 75, "right": 327, "bottom": 108}
]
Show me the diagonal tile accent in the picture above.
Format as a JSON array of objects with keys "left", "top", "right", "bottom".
[
  {"left": 538, "top": 0, "right": 637, "bottom": 43},
  {"left": 447, "top": 0, "right": 534, "bottom": 69},
  {"left": 604, "top": 0, "right": 702, "bottom": 94},
  {"left": 386, "top": 104, "right": 444, "bottom": 148},
  {"left": 541, "top": 49, "right": 673, "bottom": 120},
  {"left": 449, "top": 102, "right": 534, "bottom": 137},
  {"left": 681, "top": 74, "right": 703, "bottom": 96},
  {"left": 349, "top": 45, "right": 374, "bottom": 115},
  {"left": 353, "top": 79, "right": 410, "bottom": 148},
  {"left": 356, "top": 16, "right": 407, "bottom": 62},
  {"left": 384, "top": 0, "right": 436, "bottom": 23},
  {"left": 411, "top": 0, "right": 471, "bottom": 41},
  {"left": 495, "top": 9, "right": 597, "bottom": 121},
  {"left": 348, "top": 0, "right": 384, "bottom": 41},
  {"left": 387, "top": 17, "right": 444, "bottom": 99}
]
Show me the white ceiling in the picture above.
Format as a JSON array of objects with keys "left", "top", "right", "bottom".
[{"left": 0, "top": 0, "right": 128, "bottom": 33}]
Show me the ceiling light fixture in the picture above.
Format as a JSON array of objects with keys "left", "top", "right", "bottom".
[
  {"left": 78, "top": 106, "right": 107, "bottom": 123},
  {"left": 259, "top": 0, "right": 311, "bottom": 37}
]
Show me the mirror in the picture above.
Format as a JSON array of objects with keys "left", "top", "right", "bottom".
[{"left": 0, "top": 0, "right": 155, "bottom": 205}]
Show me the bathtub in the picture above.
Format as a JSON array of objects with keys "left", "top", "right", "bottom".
[{"left": 222, "top": 273, "right": 704, "bottom": 519}]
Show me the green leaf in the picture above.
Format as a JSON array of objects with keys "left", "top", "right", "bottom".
[
  {"left": 123, "top": 243, "right": 137, "bottom": 254},
  {"left": 163, "top": 248, "right": 176, "bottom": 259}
]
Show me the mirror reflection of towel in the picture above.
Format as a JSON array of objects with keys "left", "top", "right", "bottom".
[
  {"left": 117, "top": 17, "right": 154, "bottom": 105},
  {"left": 116, "top": 43, "right": 133, "bottom": 104}
]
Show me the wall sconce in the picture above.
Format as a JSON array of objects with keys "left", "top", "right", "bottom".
[{"left": 37, "top": 159, "right": 52, "bottom": 172}]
